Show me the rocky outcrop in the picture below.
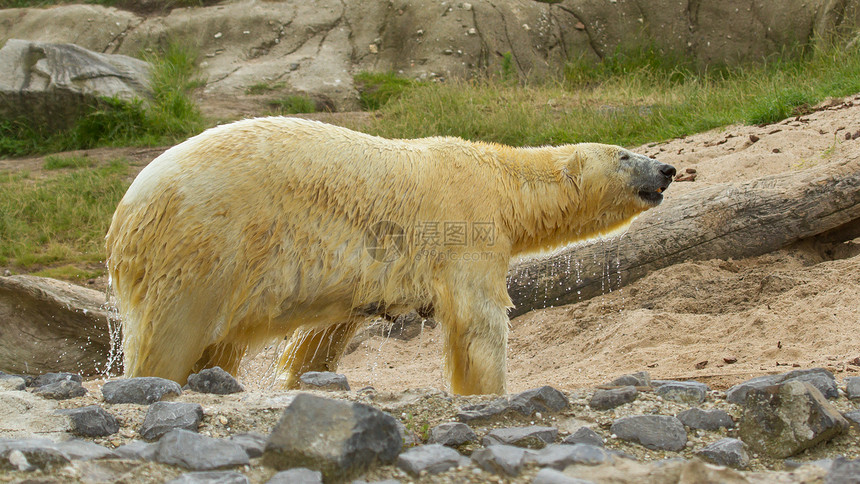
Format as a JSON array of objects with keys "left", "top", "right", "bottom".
[
  {"left": 2, "top": 0, "right": 858, "bottom": 111},
  {"left": 0, "top": 39, "right": 150, "bottom": 132},
  {"left": 0, "top": 275, "right": 113, "bottom": 377}
]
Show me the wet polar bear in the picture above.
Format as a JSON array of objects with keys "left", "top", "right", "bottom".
[{"left": 106, "top": 117, "right": 674, "bottom": 395}]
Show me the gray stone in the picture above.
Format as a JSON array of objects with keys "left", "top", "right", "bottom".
[
  {"left": 610, "top": 415, "right": 687, "bottom": 451},
  {"left": 533, "top": 468, "right": 596, "bottom": 484},
  {"left": 483, "top": 426, "right": 558, "bottom": 449},
  {"left": 186, "top": 367, "right": 244, "bottom": 395},
  {"left": 677, "top": 408, "right": 734, "bottom": 430},
  {"left": 266, "top": 468, "right": 323, "bottom": 484},
  {"left": 784, "top": 458, "right": 834, "bottom": 471},
  {"left": 561, "top": 427, "right": 604, "bottom": 447},
  {"left": 57, "top": 405, "right": 119, "bottom": 437},
  {"left": 228, "top": 432, "right": 267, "bottom": 458},
  {"left": 846, "top": 377, "right": 860, "bottom": 400},
  {"left": 471, "top": 444, "right": 526, "bottom": 476},
  {"left": 0, "top": 374, "right": 25, "bottom": 391},
  {"left": 695, "top": 438, "right": 749, "bottom": 469},
  {"left": 396, "top": 444, "right": 468, "bottom": 476},
  {"left": 825, "top": 456, "right": 860, "bottom": 484},
  {"left": 726, "top": 368, "right": 839, "bottom": 404},
  {"left": 655, "top": 381, "right": 709, "bottom": 404},
  {"left": 0, "top": 439, "right": 70, "bottom": 471},
  {"left": 458, "top": 386, "right": 568, "bottom": 422},
  {"left": 33, "top": 380, "right": 88, "bottom": 400},
  {"left": 102, "top": 377, "right": 182, "bottom": 405},
  {"left": 428, "top": 422, "right": 477, "bottom": 446},
  {"left": 738, "top": 381, "right": 849, "bottom": 458},
  {"left": 844, "top": 410, "right": 860, "bottom": 426},
  {"left": 140, "top": 401, "right": 204, "bottom": 441},
  {"left": 0, "top": 275, "right": 111, "bottom": 377},
  {"left": 31, "top": 372, "right": 82, "bottom": 388},
  {"left": 53, "top": 439, "right": 117, "bottom": 460},
  {"left": 0, "top": 39, "right": 151, "bottom": 132},
  {"left": 395, "top": 420, "right": 419, "bottom": 447},
  {"left": 510, "top": 386, "right": 570, "bottom": 415},
  {"left": 298, "top": 371, "right": 350, "bottom": 391},
  {"left": 166, "top": 471, "right": 250, "bottom": 484},
  {"left": 523, "top": 443, "right": 612, "bottom": 469},
  {"left": 155, "top": 429, "right": 249, "bottom": 470},
  {"left": 262, "top": 393, "right": 401, "bottom": 482},
  {"left": 589, "top": 386, "right": 638, "bottom": 410},
  {"left": 610, "top": 371, "right": 651, "bottom": 387},
  {"left": 115, "top": 440, "right": 157, "bottom": 460}
]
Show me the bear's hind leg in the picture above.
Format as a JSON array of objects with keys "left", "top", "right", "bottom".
[{"left": 276, "top": 320, "right": 363, "bottom": 389}]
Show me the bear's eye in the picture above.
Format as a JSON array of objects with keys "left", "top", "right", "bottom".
[{"left": 620, "top": 153, "right": 630, "bottom": 161}]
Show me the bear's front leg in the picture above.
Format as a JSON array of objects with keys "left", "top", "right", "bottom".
[
  {"left": 435, "top": 271, "right": 511, "bottom": 395},
  {"left": 276, "top": 320, "right": 363, "bottom": 389}
]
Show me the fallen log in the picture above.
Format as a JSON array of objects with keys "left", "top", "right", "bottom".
[{"left": 507, "top": 156, "right": 860, "bottom": 318}]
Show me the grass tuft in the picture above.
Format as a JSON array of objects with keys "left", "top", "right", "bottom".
[
  {"left": 268, "top": 95, "right": 317, "bottom": 115},
  {"left": 354, "top": 72, "right": 422, "bottom": 110}
]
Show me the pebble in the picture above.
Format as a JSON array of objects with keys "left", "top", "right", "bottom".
[
  {"left": 57, "top": 405, "right": 119, "bottom": 437},
  {"left": 610, "top": 415, "right": 687, "bottom": 451},
  {"left": 609, "top": 371, "right": 651, "bottom": 387},
  {"left": 562, "top": 426, "right": 604, "bottom": 447},
  {"left": 471, "top": 444, "right": 526, "bottom": 476},
  {"left": 677, "top": 407, "right": 734, "bottom": 430},
  {"left": 102, "top": 377, "right": 182, "bottom": 405},
  {"left": 227, "top": 432, "right": 267, "bottom": 458},
  {"left": 166, "top": 470, "right": 250, "bottom": 484},
  {"left": 140, "top": 401, "right": 204, "bottom": 441},
  {"left": 654, "top": 381, "right": 709, "bottom": 404},
  {"left": 825, "top": 456, "right": 860, "bottom": 484},
  {"left": 154, "top": 429, "right": 249, "bottom": 470},
  {"left": 396, "top": 443, "right": 469, "bottom": 476},
  {"left": 533, "top": 467, "right": 595, "bottom": 484},
  {"left": 695, "top": 438, "right": 749, "bottom": 469},
  {"left": 297, "top": 371, "right": 350, "bottom": 391},
  {"left": 266, "top": 467, "right": 323, "bottom": 484},
  {"left": 523, "top": 443, "right": 614, "bottom": 468},
  {"left": 428, "top": 422, "right": 477, "bottom": 446},
  {"left": 589, "top": 386, "right": 637, "bottom": 410},
  {"left": 185, "top": 367, "right": 244, "bottom": 395},
  {"left": 482, "top": 426, "right": 558, "bottom": 449},
  {"left": 845, "top": 376, "right": 860, "bottom": 400}
]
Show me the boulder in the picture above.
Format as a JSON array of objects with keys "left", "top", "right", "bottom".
[
  {"left": 738, "top": 381, "right": 849, "bottom": 458},
  {"left": 0, "top": 275, "right": 113, "bottom": 377},
  {"left": 0, "top": 39, "right": 150, "bottom": 132}
]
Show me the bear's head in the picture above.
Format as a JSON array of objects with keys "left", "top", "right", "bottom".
[{"left": 560, "top": 143, "right": 675, "bottom": 236}]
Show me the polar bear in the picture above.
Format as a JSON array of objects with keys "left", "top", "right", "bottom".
[{"left": 106, "top": 117, "right": 674, "bottom": 395}]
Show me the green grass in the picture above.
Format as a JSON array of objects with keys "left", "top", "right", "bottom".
[
  {"left": 354, "top": 72, "right": 422, "bottom": 110},
  {"left": 268, "top": 95, "right": 317, "bottom": 115},
  {"left": 362, "top": 40, "right": 860, "bottom": 147},
  {"left": 0, "top": 159, "right": 131, "bottom": 270},
  {"left": 0, "top": 43, "right": 204, "bottom": 157},
  {"left": 245, "top": 81, "right": 286, "bottom": 95},
  {"left": 43, "top": 155, "right": 95, "bottom": 170}
]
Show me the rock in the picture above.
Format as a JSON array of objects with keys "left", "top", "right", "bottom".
[
  {"left": 0, "top": 439, "right": 70, "bottom": 471},
  {"left": 0, "top": 39, "right": 150, "bottom": 132},
  {"left": 846, "top": 377, "right": 860, "bottom": 400},
  {"left": 140, "top": 401, "right": 204, "bottom": 441},
  {"left": 166, "top": 471, "right": 250, "bottom": 484},
  {"left": 609, "top": 371, "right": 651, "bottom": 387},
  {"left": 298, "top": 371, "right": 350, "bottom": 391},
  {"left": 825, "top": 456, "right": 860, "bottom": 484},
  {"left": 610, "top": 415, "right": 687, "bottom": 451},
  {"left": 396, "top": 444, "right": 468, "bottom": 476},
  {"left": 726, "top": 368, "right": 839, "bottom": 404},
  {"left": 562, "top": 427, "right": 604, "bottom": 447},
  {"left": 185, "top": 367, "right": 244, "bottom": 394},
  {"left": 154, "top": 429, "right": 249, "bottom": 470},
  {"left": 57, "top": 405, "right": 119, "bottom": 437},
  {"left": 31, "top": 372, "right": 82, "bottom": 388},
  {"left": 0, "top": 374, "right": 26, "bottom": 391},
  {"left": 266, "top": 468, "right": 323, "bottom": 484},
  {"left": 655, "top": 381, "right": 709, "bottom": 404},
  {"left": 428, "top": 422, "right": 477, "bottom": 446},
  {"left": 33, "top": 380, "right": 88, "bottom": 400},
  {"left": 509, "top": 386, "right": 569, "bottom": 415},
  {"left": 262, "top": 393, "right": 401, "bottom": 481},
  {"left": 589, "top": 386, "right": 638, "bottom": 410},
  {"left": 738, "top": 381, "right": 849, "bottom": 458},
  {"left": 115, "top": 440, "right": 157, "bottom": 460},
  {"left": 533, "top": 468, "right": 595, "bottom": 484},
  {"left": 53, "top": 439, "right": 117, "bottom": 460},
  {"left": 458, "top": 386, "right": 568, "bottom": 422},
  {"left": 228, "top": 432, "right": 267, "bottom": 458},
  {"left": 0, "top": 275, "right": 111, "bottom": 377},
  {"left": 844, "top": 410, "right": 860, "bottom": 427},
  {"left": 695, "top": 438, "right": 749, "bottom": 469},
  {"left": 395, "top": 420, "right": 419, "bottom": 447},
  {"left": 470, "top": 444, "right": 526, "bottom": 476},
  {"left": 677, "top": 408, "right": 734, "bottom": 430},
  {"left": 523, "top": 443, "right": 613, "bottom": 469},
  {"left": 102, "top": 377, "right": 182, "bottom": 405},
  {"left": 784, "top": 458, "right": 834, "bottom": 471},
  {"left": 482, "top": 426, "right": 558, "bottom": 449}
]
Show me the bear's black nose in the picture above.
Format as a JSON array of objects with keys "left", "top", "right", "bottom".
[{"left": 659, "top": 164, "right": 676, "bottom": 179}]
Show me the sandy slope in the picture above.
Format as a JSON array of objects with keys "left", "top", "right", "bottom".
[{"left": 305, "top": 96, "right": 860, "bottom": 393}]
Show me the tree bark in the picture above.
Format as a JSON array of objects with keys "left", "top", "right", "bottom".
[{"left": 507, "top": 156, "right": 860, "bottom": 318}]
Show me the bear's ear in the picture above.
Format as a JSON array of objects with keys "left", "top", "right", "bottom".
[{"left": 559, "top": 147, "right": 585, "bottom": 182}]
